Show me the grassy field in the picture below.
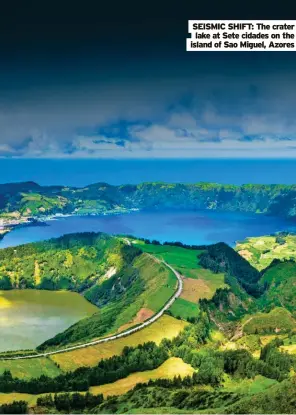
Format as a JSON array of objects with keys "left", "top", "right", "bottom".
[
  {"left": 143, "top": 265, "right": 177, "bottom": 313},
  {"left": 169, "top": 298, "right": 200, "bottom": 320},
  {"left": 0, "top": 393, "right": 38, "bottom": 406},
  {"left": 0, "top": 316, "right": 187, "bottom": 377},
  {"left": 235, "top": 234, "right": 296, "bottom": 271},
  {"left": 90, "top": 357, "right": 194, "bottom": 397},
  {"left": 243, "top": 307, "right": 296, "bottom": 335},
  {"left": 223, "top": 374, "right": 278, "bottom": 395},
  {"left": 261, "top": 261, "right": 296, "bottom": 285},
  {"left": 113, "top": 253, "right": 177, "bottom": 332},
  {"left": 280, "top": 344, "right": 296, "bottom": 354},
  {"left": 128, "top": 408, "right": 198, "bottom": 414},
  {"left": 34, "top": 251, "right": 180, "bottom": 350},
  {"left": 50, "top": 315, "right": 188, "bottom": 371},
  {"left": 131, "top": 241, "right": 204, "bottom": 270},
  {"left": 132, "top": 240, "right": 226, "bottom": 300},
  {"left": 0, "top": 357, "right": 61, "bottom": 379},
  {"left": 181, "top": 277, "right": 210, "bottom": 302},
  {"left": 0, "top": 358, "right": 194, "bottom": 405},
  {"left": 129, "top": 240, "right": 226, "bottom": 322}
]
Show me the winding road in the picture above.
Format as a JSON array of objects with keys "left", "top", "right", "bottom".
[{"left": 0, "top": 258, "right": 183, "bottom": 361}]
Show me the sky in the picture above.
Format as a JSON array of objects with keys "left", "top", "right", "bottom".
[{"left": 1, "top": 1, "right": 296, "bottom": 159}]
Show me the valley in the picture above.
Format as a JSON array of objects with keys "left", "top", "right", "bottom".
[{"left": 1, "top": 184, "right": 296, "bottom": 413}]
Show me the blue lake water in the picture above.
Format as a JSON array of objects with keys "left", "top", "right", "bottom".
[{"left": 0, "top": 210, "right": 296, "bottom": 249}]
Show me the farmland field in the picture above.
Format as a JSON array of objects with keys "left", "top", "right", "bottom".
[
  {"left": 132, "top": 240, "right": 226, "bottom": 300},
  {"left": 90, "top": 357, "right": 195, "bottom": 397},
  {"left": 0, "top": 357, "right": 61, "bottom": 379},
  {"left": 50, "top": 315, "right": 188, "bottom": 371},
  {"left": 0, "top": 358, "right": 194, "bottom": 405},
  {"left": 169, "top": 298, "right": 199, "bottom": 320},
  {"left": 235, "top": 234, "right": 296, "bottom": 271}
]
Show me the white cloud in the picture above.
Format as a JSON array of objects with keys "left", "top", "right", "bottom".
[{"left": 1, "top": 71, "right": 296, "bottom": 158}]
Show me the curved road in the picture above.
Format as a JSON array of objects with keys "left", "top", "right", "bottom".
[{"left": 0, "top": 258, "right": 183, "bottom": 361}]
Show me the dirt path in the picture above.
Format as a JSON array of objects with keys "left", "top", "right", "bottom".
[{"left": 230, "top": 316, "right": 254, "bottom": 341}]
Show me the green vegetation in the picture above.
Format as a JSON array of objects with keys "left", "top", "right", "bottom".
[
  {"left": 90, "top": 357, "right": 194, "bottom": 397},
  {"left": 199, "top": 242, "right": 261, "bottom": 296},
  {"left": 50, "top": 315, "right": 187, "bottom": 371},
  {"left": 0, "top": 232, "right": 180, "bottom": 351},
  {"left": 38, "top": 251, "right": 177, "bottom": 350},
  {"left": 0, "top": 400, "right": 28, "bottom": 413},
  {"left": 0, "top": 342, "right": 170, "bottom": 394},
  {"left": 87, "top": 335, "right": 296, "bottom": 414},
  {"left": 37, "top": 392, "right": 103, "bottom": 413},
  {"left": 169, "top": 298, "right": 200, "bottom": 320},
  {"left": 2, "top": 230, "right": 296, "bottom": 413},
  {"left": 223, "top": 374, "right": 278, "bottom": 395},
  {"left": 1, "top": 250, "right": 296, "bottom": 414},
  {"left": 130, "top": 239, "right": 225, "bottom": 323},
  {"left": 2, "top": 182, "right": 296, "bottom": 226},
  {"left": 132, "top": 239, "right": 226, "bottom": 297},
  {"left": 259, "top": 261, "right": 296, "bottom": 312},
  {"left": 132, "top": 241, "right": 205, "bottom": 273},
  {"left": 242, "top": 307, "right": 296, "bottom": 335},
  {"left": 0, "top": 358, "right": 61, "bottom": 380},
  {"left": 235, "top": 335, "right": 262, "bottom": 353},
  {"left": 18, "top": 193, "right": 68, "bottom": 216},
  {"left": 236, "top": 233, "right": 296, "bottom": 270},
  {"left": 0, "top": 232, "right": 127, "bottom": 291}
]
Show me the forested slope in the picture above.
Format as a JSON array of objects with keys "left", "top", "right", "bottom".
[
  {"left": 2, "top": 237, "right": 296, "bottom": 413},
  {"left": 0, "top": 232, "right": 178, "bottom": 349},
  {"left": 1, "top": 181, "right": 296, "bottom": 220}
]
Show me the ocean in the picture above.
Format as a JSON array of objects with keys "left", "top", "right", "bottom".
[{"left": 0, "top": 158, "right": 295, "bottom": 187}]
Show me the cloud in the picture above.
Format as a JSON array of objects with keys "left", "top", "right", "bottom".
[{"left": 1, "top": 71, "right": 296, "bottom": 158}]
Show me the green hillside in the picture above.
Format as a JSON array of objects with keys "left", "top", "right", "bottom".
[
  {"left": 235, "top": 233, "right": 296, "bottom": 270},
  {"left": 0, "top": 233, "right": 180, "bottom": 350},
  {"left": 242, "top": 307, "right": 296, "bottom": 335},
  {"left": 1, "top": 182, "right": 296, "bottom": 228},
  {"left": 0, "top": 232, "right": 138, "bottom": 291},
  {"left": 38, "top": 253, "right": 177, "bottom": 350},
  {"left": 2, "top": 234, "right": 296, "bottom": 414},
  {"left": 258, "top": 261, "right": 296, "bottom": 312},
  {"left": 129, "top": 239, "right": 226, "bottom": 319}
]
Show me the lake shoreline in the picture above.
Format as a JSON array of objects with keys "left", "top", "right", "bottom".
[
  {"left": 0, "top": 208, "right": 140, "bottom": 244},
  {"left": 0, "top": 289, "right": 98, "bottom": 352},
  {"left": 0, "top": 209, "right": 296, "bottom": 249}
]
